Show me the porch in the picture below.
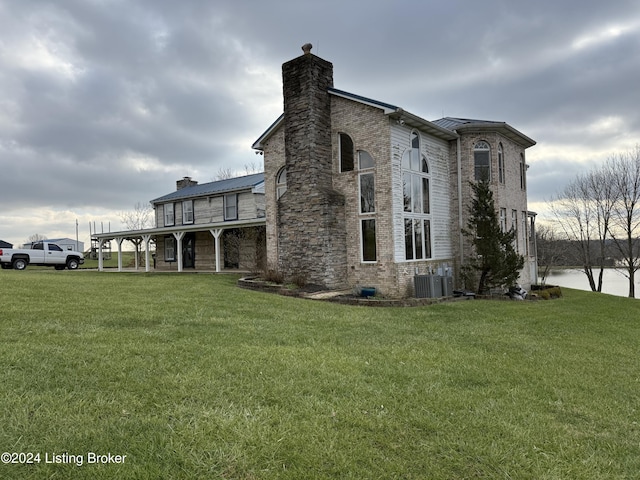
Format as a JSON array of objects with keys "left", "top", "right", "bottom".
[{"left": 91, "top": 219, "right": 266, "bottom": 274}]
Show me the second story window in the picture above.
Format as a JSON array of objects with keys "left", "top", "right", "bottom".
[
  {"left": 474, "top": 141, "right": 491, "bottom": 181},
  {"left": 498, "top": 143, "right": 505, "bottom": 184},
  {"left": 402, "top": 131, "right": 432, "bottom": 261},
  {"left": 165, "top": 203, "right": 175, "bottom": 226},
  {"left": 224, "top": 193, "right": 238, "bottom": 221},
  {"left": 276, "top": 167, "right": 287, "bottom": 199},
  {"left": 182, "top": 200, "right": 194, "bottom": 224},
  {"left": 520, "top": 153, "right": 527, "bottom": 190},
  {"left": 339, "top": 133, "right": 354, "bottom": 172}
]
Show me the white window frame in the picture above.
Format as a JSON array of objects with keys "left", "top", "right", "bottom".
[
  {"left": 474, "top": 140, "right": 491, "bottom": 182},
  {"left": 276, "top": 167, "right": 287, "bottom": 200},
  {"left": 164, "top": 236, "right": 176, "bottom": 261},
  {"left": 164, "top": 203, "right": 175, "bottom": 226},
  {"left": 224, "top": 193, "right": 238, "bottom": 221},
  {"left": 402, "top": 131, "right": 432, "bottom": 261},
  {"left": 182, "top": 200, "right": 194, "bottom": 224},
  {"left": 358, "top": 150, "right": 376, "bottom": 262}
]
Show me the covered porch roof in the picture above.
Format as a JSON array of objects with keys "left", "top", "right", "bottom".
[{"left": 92, "top": 217, "right": 266, "bottom": 273}]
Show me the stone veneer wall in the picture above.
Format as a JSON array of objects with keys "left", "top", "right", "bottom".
[{"left": 276, "top": 52, "right": 347, "bottom": 288}]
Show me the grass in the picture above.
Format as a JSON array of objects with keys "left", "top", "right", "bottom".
[{"left": 0, "top": 270, "right": 638, "bottom": 479}]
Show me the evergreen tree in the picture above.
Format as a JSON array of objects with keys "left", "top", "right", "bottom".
[{"left": 464, "top": 179, "right": 524, "bottom": 294}]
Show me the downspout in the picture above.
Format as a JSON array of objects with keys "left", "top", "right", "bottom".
[{"left": 455, "top": 132, "right": 464, "bottom": 267}]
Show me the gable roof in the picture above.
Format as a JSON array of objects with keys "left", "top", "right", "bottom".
[
  {"left": 433, "top": 117, "right": 536, "bottom": 148},
  {"left": 252, "top": 88, "right": 458, "bottom": 150},
  {"left": 0, "top": 239, "right": 13, "bottom": 248},
  {"left": 151, "top": 173, "right": 265, "bottom": 204}
]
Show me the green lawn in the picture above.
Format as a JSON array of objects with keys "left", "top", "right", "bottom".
[{"left": 0, "top": 271, "right": 638, "bottom": 479}]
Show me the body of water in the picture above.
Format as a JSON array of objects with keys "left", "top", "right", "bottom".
[{"left": 541, "top": 268, "right": 639, "bottom": 298}]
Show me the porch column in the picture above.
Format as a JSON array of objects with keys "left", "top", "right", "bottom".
[
  {"left": 142, "top": 234, "right": 152, "bottom": 272},
  {"left": 116, "top": 237, "right": 124, "bottom": 272},
  {"left": 210, "top": 228, "right": 223, "bottom": 273},
  {"left": 98, "top": 239, "right": 104, "bottom": 271},
  {"left": 173, "top": 231, "right": 185, "bottom": 272},
  {"left": 133, "top": 238, "right": 139, "bottom": 270}
]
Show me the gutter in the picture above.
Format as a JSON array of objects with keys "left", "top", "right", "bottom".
[{"left": 455, "top": 132, "right": 464, "bottom": 266}]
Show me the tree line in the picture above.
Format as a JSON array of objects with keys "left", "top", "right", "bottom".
[{"left": 541, "top": 144, "right": 640, "bottom": 298}]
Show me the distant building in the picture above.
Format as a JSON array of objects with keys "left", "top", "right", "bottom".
[{"left": 24, "top": 238, "right": 84, "bottom": 252}]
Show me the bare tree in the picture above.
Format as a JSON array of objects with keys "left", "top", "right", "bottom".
[
  {"left": 119, "top": 202, "right": 153, "bottom": 267},
  {"left": 550, "top": 174, "right": 600, "bottom": 291},
  {"left": 535, "top": 224, "right": 565, "bottom": 286},
  {"left": 587, "top": 162, "right": 617, "bottom": 291},
  {"left": 27, "top": 233, "right": 48, "bottom": 244},
  {"left": 244, "top": 161, "right": 264, "bottom": 175},
  {"left": 607, "top": 145, "right": 640, "bottom": 298},
  {"left": 214, "top": 167, "right": 237, "bottom": 180}
]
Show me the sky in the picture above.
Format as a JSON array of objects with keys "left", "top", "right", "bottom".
[{"left": 1, "top": 0, "right": 639, "bottom": 248}]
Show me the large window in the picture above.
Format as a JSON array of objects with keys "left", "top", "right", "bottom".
[
  {"left": 182, "top": 200, "right": 194, "bottom": 224},
  {"left": 474, "top": 141, "right": 491, "bottom": 181},
  {"left": 359, "top": 150, "right": 376, "bottom": 262},
  {"left": 276, "top": 167, "right": 287, "bottom": 199},
  {"left": 339, "top": 133, "right": 354, "bottom": 172},
  {"left": 165, "top": 203, "right": 175, "bottom": 226},
  {"left": 402, "top": 131, "right": 431, "bottom": 260},
  {"left": 224, "top": 193, "right": 238, "bottom": 221}
]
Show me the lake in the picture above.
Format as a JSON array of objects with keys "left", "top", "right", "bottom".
[{"left": 541, "top": 268, "right": 639, "bottom": 299}]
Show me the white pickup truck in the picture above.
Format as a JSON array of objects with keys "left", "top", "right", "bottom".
[{"left": 0, "top": 242, "right": 84, "bottom": 270}]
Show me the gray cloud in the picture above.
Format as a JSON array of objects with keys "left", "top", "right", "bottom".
[{"left": 1, "top": 0, "right": 639, "bottom": 246}]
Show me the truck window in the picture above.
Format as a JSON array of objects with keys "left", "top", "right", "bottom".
[
  {"left": 48, "top": 244, "right": 63, "bottom": 251},
  {"left": 33, "top": 243, "right": 44, "bottom": 250}
]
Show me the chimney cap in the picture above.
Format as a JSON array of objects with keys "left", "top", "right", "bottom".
[{"left": 302, "top": 43, "right": 312, "bottom": 54}]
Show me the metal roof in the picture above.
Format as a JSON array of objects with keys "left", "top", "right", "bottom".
[
  {"left": 433, "top": 117, "right": 536, "bottom": 148},
  {"left": 252, "top": 88, "right": 458, "bottom": 149},
  {"left": 151, "top": 173, "right": 265, "bottom": 204}
]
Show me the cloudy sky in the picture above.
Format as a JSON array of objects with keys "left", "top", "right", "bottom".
[{"left": 1, "top": 0, "right": 639, "bottom": 248}]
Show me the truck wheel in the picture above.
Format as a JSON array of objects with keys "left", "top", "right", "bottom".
[
  {"left": 13, "top": 258, "right": 28, "bottom": 270},
  {"left": 66, "top": 258, "right": 80, "bottom": 270}
]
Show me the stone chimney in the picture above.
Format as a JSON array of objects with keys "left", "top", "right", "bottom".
[
  {"left": 176, "top": 176, "right": 198, "bottom": 190},
  {"left": 276, "top": 44, "right": 347, "bottom": 289}
]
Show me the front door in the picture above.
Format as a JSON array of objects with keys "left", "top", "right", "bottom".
[{"left": 182, "top": 233, "right": 195, "bottom": 268}]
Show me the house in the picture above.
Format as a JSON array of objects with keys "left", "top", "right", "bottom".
[
  {"left": 93, "top": 44, "right": 537, "bottom": 299},
  {"left": 0, "top": 240, "right": 13, "bottom": 249},
  {"left": 92, "top": 174, "right": 266, "bottom": 272},
  {"left": 251, "top": 45, "right": 537, "bottom": 297}
]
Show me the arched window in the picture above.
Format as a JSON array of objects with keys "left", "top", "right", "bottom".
[
  {"left": 474, "top": 141, "right": 491, "bottom": 181},
  {"left": 358, "top": 150, "right": 376, "bottom": 262},
  {"left": 402, "top": 131, "right": 431, "bottom": 260},
  {"left": 498, "top": 143, "right": 505, "bottom": 184},
  {"left": 276, "top": 167, "right": 287, "bottom": 199},
  {"left": 339, "top": 133, "right": 354, "bottom": 172}
]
